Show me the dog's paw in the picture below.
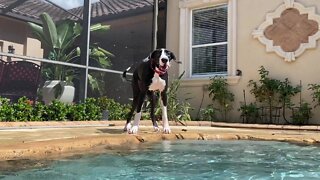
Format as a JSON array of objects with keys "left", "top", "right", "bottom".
[
  {"left": 128, "top": 125, "right": 139, "bottom": 134},
  {"left": 124, "top": 123, "right": 132, "bottom": 132},
  {"left": 163, "top": 127, "right": 171, "bottom": 134},
  {"left": 153, "top": 126, "right": 160, "bottom": 132}
]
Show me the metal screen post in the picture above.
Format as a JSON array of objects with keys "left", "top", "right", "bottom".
[
  {"left": 79, "top": 0, "right": 91, "bottom": 102},
  {"left": 152, "top": 0, "right": 159, "bottom": 50}
]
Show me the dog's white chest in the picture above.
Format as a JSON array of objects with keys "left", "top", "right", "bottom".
[{"left": 149, "top": 73, "right": 166, "bottom": 92}]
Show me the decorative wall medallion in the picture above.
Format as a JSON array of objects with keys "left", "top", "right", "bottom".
[{"left": 252, "top": 0, "right": 320, "bottom": 62}]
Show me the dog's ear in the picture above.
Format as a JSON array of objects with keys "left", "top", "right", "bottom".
[
  {"left": 169, "top": 51, "right": 176, "bottom": 61},
  {"left": 149, "top": 49, "right": 160, "bottom": 60}
]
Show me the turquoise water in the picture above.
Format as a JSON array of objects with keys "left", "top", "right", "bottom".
[{"left": 1, "top": 140, "right": 320, "bottom": 179}]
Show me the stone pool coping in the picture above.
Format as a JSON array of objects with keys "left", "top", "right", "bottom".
[{"left": 1, "top": 120, "right": 320, "bottom": 161}]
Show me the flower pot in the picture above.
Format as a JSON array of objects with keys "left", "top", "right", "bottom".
[
  {"left": 42, "top": 80, "right": 75, "bottom": 105},
  {"left": 101, "top": 110, "right": 109, "bottom": 121}
]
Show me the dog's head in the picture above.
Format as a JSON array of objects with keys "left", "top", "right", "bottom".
[{"left": 149, "top": 49, "right": 176, "bottom": 73}]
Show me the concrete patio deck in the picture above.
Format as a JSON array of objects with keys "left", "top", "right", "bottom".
[{"left": 1, "top": 120, "right": 320, "bottom": 161}]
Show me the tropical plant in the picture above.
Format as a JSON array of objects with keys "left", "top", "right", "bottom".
[
  {"left": 28, "top": 12, "right": 113, "bottom": 94},
  {"left": 208, "top": 76, "right": 234, "bottom": 121}
]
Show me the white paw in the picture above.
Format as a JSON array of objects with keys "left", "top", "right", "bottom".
[
  {"left": 163, "top": 126, "right": 171, "bottom": 134},
  {"left": 153, "top": 126, "right": 160, "bottom": 132},
  {"left": 128, "top": 125, "right": 139, "bottom": 134},
  {"left": 124, "top": 123, "right": 132, "bottom": 132}
]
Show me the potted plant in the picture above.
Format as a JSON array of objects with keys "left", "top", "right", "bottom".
[
  {"left": 97, "top": 96, "right": 109, "bottom": 120},
  {"left": 28, "top": 13, "right": 112, "bottom": 104}
]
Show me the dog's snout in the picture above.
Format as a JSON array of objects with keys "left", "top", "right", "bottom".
[{"left": 161, "top": 58, "right": 168, "bottom": 63}]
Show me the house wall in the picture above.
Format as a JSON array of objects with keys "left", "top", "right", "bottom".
[
  {"left": 167, "top": 0, "right": 320, "bottom": 124},
  {"left": 0, "top": 16, "right": 43, "bottom": 60}
]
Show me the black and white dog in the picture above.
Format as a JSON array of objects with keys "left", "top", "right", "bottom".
[{"left": 122, "top": 49, "right": 176, "bottom": 134}]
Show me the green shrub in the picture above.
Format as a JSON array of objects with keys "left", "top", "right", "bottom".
[
  {"left": 31, "top": 102, "right": 46, "bottom": 121},
  {"left": 291, "top": 102, "right": 312, "bottom": 125},
  {"left": 200, "top": 105, "right": 217, "bottom": 122},
  {"left": 309, "top": 83, "right": 320, "bottom": 107},
  {"left": 238, "top": 103, "right": 260, "bottom": 123},
  {"left": 45, "top": 100, "right": 69, "bottom": 121},
  {"left": 68, "top": 103, "right": 86, "bottom": 121},
  {"left": 97, "top": 97, "right": 130, "bottom": 120},
  {"left": 84, "top": 98, "right": 102, "bottom": 120},
  {"left": 12, "top": 97, "right": 34, "bottom": 121},
  {"left": 208, "top": 77, "right": 234, "bottom": 121},
  {"left": 0, "top": 97, "right": 14, "bottom": 121}
]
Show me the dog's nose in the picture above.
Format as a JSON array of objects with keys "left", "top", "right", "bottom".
[{"left": 161, "top": 58, "right": 168, "bottom": 63}]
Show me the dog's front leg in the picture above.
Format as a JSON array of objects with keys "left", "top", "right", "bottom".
[
  {"left": 161, "top": 91, "right": 171, "bottom": 134},
  {"left": 128, "top": 92, "right": 146, "bottom": 134},
  {"left": 147, "top": 91, "right": 159, "bottom": 132}
]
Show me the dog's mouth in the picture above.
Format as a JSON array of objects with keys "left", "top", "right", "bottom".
[{"left": 159, "top": 64, "right": 168, "bottom": 71}]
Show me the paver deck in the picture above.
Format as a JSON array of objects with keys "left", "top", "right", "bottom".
[{"left": 1, "top": 120, "right": 320, "bottom": 161}]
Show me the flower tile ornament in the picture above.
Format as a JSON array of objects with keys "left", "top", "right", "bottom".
[{"left": 252, "top": 0, "right": 320, "bottom": 62}]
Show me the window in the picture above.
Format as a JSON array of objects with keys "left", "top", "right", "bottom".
[
  {"left": 192, "top": 5, "right": 228, "bottom": 76},
  {"left": 179, "top": 0, "right": 238, "bottom": 82}
]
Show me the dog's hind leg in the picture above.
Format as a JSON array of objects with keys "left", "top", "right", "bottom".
[
  {"left": 124, "top": 82, "right": 139, "bottom": 132},
  {"left": 147, "top": 91, "right": 159, "bottom": 132},
  {"left": 128, "top": 91, "right": 146, "bottom": 134},
  {"left": 161, "top": 91, "right": 171, "bottom": 134}
]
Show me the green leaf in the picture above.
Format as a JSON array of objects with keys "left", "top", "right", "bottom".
[
  {"left": 27, "top": 22, "right": 50, "bottom": 47},
  {"left": 88, "top": 74, "right": 100, "bottom": 91},
  {"left": 40, "top": 13, "right": 58, "bottom": 49},
  {"left": 90, "top": 24, "right": 110, "bottom": 32},
  {"left": 56, "top": 20, "right": 75, "bottom": 49}
]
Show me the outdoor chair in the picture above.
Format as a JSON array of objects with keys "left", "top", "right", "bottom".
[
  {"left": 0, "top": 60, "right": 5, "bottom": 85},
  {"left": 0, "top": 61, "right": 41, "bottom": 103}
]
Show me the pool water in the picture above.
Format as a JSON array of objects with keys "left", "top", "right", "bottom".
[{"left": 1, "top": 140, "right": 320, "bottom": 179}]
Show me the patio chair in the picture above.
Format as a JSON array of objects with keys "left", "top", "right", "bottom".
[
  {"left": 0, "top": 61, "right": 41, "bottom": 103},
  {"left": 0, "top": 60, "right": 5, "bottom": 85}
]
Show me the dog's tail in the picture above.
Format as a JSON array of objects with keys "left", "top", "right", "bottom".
[{"left": 122, "top": 66, "right": 132, "bottom": 82}]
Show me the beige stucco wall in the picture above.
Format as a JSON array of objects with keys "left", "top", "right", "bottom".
[
  {"left": 0, "top": 16, "right": 43, "bottom": 60},
  {"left": 167, "top": 0, "right": 320, "bottom": 124}
]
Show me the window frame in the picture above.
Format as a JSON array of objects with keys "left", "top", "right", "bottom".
[
  {"left": 179, "top": 0, "right": 239, "bottom": 83},
  {"left": 191, "top": 4, "right": 229, "bottom": 77}
]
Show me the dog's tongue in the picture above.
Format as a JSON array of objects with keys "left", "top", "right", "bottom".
[{"left": 159, "top": 65, "right": 168, "bottom": 71}]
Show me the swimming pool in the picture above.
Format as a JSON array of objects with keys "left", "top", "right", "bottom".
[{"left": 1, "top": 140, "right": 320, "bottom": 179}]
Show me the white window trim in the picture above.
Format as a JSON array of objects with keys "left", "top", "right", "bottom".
[{"left": 179, "top": 0, "right": 239, "bottom": 84}]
